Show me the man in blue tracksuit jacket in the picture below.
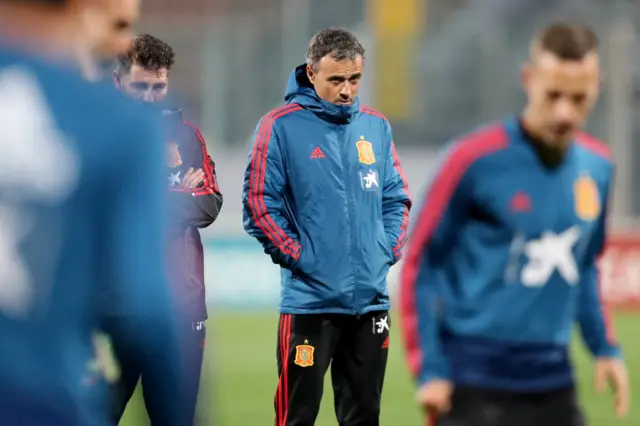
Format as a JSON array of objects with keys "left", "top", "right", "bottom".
[
  {"left": 399, "top": 23, "right": 630, "bottom": 426},
  {"left": 242, "top": 28, "right": 411, "bottom": 426}
]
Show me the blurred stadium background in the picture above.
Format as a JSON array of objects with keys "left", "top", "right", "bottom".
[{"left": 122, "top": 0, "right": 640, "bottom": 424}]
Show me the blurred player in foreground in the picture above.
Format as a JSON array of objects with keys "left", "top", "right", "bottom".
[
  {"left": 243, "top": 28, "right": 411, "bottom": 425},
  {"left": 0, "top": 0, "right": 181, "bottom": 425},
  {"left": 107, "top": 34, "right": 223, "bottom": 425},
  {"left": 399, "top": 23, "right": 630, "bottom": 426}
]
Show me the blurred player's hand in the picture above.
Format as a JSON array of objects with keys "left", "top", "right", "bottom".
[
  {"left": 416, "top": 379, "right": 452, "bottom": 414},
  {"left": 181, "top": 168, "right": 204, "bottom": 189},
  {"left": 595, "top": 357, "right": 630, "bottom": 418}
]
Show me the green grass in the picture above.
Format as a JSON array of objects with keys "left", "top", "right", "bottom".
[{"left": 121, "top": 311, "right": 639, "bottom": 425}]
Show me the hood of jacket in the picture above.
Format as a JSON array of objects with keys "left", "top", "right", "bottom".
[{"left": 284, "top": 64, "right": 360, "bottom": 124}]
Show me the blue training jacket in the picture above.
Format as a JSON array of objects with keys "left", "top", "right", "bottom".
[
  {"left": 399, "top": 117, "right": 621, "bottom": 392},
  {"left": 242, "top": 65, "right": 411, "bottom": 315}
]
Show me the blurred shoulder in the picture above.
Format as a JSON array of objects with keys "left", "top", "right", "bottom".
[
  {"left": 574, "top": 132, "right": 614, "bottom": 189},
  {"left": 1, "top": 53, "right": 157, "bottom": 134},
  {"left": 575, "top": 132, "right": 614, "bottom": 166},
  {"left": 433, "top": 122, "right": 510, "bottom": 174},
  {"left": 0, "top": 51, "right": 163, "bottom": 190}
]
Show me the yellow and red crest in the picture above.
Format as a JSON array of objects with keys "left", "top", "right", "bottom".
[
  {"left": 166, "top": 142, "right": 182, "bottom": 168},
  {"left": 294, "top": 344, "right": 315, "bottom": 367},
  {"left": 573, "top": 173, "right": 600, "bottom": 221},
  {"left": 356, "top": 137, "right": 376, "bottom": 165}
]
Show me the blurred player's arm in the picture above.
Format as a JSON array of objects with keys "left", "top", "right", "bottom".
[
  {"left": 577, "top": 175, "right": 629, "bottom": 418},
  {"left": 577, "top": 179, "right": 620, "bottom": 358},
  {"left": 105, "top": 111, "right": 181, "bottom": 423},
  {"left": 399, "top": 146, "right": 471, "bottom": 386},
  {"left": 168, "top": 123, "right": 223, "bottom": 228},
  {"left": 242, "top": 116, "right": 301, "bottom": 269},
  {"left": 382, "top": 121, "right": 412, "bottom": 264}
]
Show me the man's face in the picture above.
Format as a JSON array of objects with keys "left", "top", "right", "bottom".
[
  {"left": 307, "top": 55, "right": 363, "bottom": 105},
  {"left": 522, "top": 50, "right": 600, "bottom": 147},
  {"left": 114, "top": 64, "right": 169, "bottom": 103}
]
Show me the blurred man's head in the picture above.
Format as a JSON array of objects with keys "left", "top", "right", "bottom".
[
  {"left": 72, "top": 0, "right": 139, "bottom": 81},
  {"left": 521, "top": 23, "right": 600, "bottom": 148},
  {"left": 114, "top": 34, "right": 175, "bottom": 103},
  {"left": 305, "top": 28, "right": 365, "bottom": 106},
  {"left": 80, "top": 0, "right": 138, "bottom": 58},
  {"left": 0, "top": 0, "right": 139, "bottom": 79}
]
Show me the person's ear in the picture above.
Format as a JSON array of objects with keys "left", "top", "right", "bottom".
[{"left": 306, "top": 64, "right": 316, "bottom": 84}]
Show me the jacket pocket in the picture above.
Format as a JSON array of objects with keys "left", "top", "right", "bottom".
[
  {"left": 292, "top": 231, "right": 316, "bottom": 278},
  {"left": 376, "top": 225, "right": 394, "bottom": 264}
]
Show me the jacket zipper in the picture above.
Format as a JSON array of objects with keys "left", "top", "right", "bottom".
[{"left": 339, "top": 126, "right": 359, "bottom": 314}]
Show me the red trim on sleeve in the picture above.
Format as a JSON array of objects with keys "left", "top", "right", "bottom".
[
  {"left": 391, "top": 142, "right": 411, "bottom": 257},
  {"left": 248, "top": 104, "right": 303, "bottom": 260},
  {"left": 182, "top": 120, "right": 219, "bottom": 196}
]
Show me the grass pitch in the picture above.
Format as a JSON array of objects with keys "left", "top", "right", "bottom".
[{"left": 121, "top": 311, "right": 638, "bottom": 425}]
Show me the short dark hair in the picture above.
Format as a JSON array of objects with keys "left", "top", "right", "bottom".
[
  {"left": 117, "top": 34, "right": 175, "bottom": 73},
  {"left": 534, "top": 23, "right": 598, "bottom": 60},
  {"left": 306, "top": 28, "right": 365, "bottom": 71}
]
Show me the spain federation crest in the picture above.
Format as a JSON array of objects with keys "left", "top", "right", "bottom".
[
  {"left": 573, "top": 173, "right": 600, "bottom": 221},
  {"left": 166, "top": 142, "right": 182, "bottom": 168},
  {"left": 356, "top": 136, "right": 375, "bottom": 165},
  {"left": 294, "top": 341, "right": 315, "bottom": 367}
]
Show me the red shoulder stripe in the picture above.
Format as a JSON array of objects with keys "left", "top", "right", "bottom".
[
  {"left": 575, "top": 132, "right": 613, "bottom": 160},
  {"left": 360, "top": 106, "right": 387, "bottom": 120}
]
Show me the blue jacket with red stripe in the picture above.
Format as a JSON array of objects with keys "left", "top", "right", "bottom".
[
  {"left": 399, "top": 117, "right": 621, "bottom": 392},
  {"left": 242, "top": 65, "right": 411, "bottom": 314}
]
